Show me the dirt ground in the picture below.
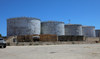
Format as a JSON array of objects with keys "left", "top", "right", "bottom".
[{"left": 0, "top": 44, "right": 100, "bottom": 59}]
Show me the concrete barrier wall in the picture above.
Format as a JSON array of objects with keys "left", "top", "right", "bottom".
[
  {"left": 40, "top": 34, "right": 57, "bottom": 42},
  {"left": 58, "top": 36, "right": 85, "bottom": 41},
  {"left": 85, "top": 37, "right": 100, "bottom": 42},
  {"left": 5, "top": 35, "right": 100, "bottom": 46}
]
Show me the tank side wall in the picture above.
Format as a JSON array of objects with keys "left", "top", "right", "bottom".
[
  {"left": 65, "top": 25, "right": 82, "bottom": 36},
  {"left": 41, "top": 22, "right": 65, "bottom": 35},
  {"left": 95, "top": 30, "right": 100, "bottom": 37},
  {"left": 82, "top": 27, "right": 96, "bottom": 37},
  {"left": 7, "top": 19, "right": 40, "bottom": 36}
]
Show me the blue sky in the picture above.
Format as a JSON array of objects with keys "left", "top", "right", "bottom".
[{"left": 0, "top": 0, "right": 100, "bottom": 36}]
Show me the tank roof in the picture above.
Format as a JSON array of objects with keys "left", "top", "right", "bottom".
[
  {"left": 82, "top": 26, "right": 95, "bottom": 28},
  {"left": 65, "top": 24, "right": 82, "bottom": 26},
  {"left": 7, "top": 17, "right": 40, "bottom": 21},
  {"left": 42, "top": 21, "right": 64, "bottom": 23},
  {"left": 95, "top": 29, "right": 100, "bottom": 31}
]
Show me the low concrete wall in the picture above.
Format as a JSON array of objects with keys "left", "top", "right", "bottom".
[
  {"left": 7, "top": 41, "right": 100, "bottom": 46},
  {"left": 85, "top": 37, "right": 100, "bottom": 43},
  {"left": 58, "top": 36, "right": 85, "bottom": 41},
  {"left": 6, "top": 36, "right": 100, "bottom": 46}
]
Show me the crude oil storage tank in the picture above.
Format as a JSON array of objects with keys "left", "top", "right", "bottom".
[
  {"left": 65, "top": 24, "right": 83, "bottom": 36},
  {"left": 82, "top": 26, "right": 95, "bottom": 37},
  {"left": 41, "top": 21, "right": 65, "bottom": 36},
  {"left": 7, "top": 17, "right": 41, "bottom": 36},
  {"left": 95, "top": 30, "right": 100, "bottom": 37}
]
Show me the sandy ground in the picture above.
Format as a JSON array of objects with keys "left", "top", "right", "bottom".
[{"left": 0, "top": 44, "right": 100, "bottom": 59}]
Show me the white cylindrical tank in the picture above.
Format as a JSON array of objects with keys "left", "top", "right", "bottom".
[
  {"left": 65, "top": 24, "right": 82, "bottom": 36},
  {"left": 41, "top": 21, "right": 65, "bottom": 36},
  {"left": 82, "top": 26, "right": 96, "bottom": 37},
  {"left": 95, "top": 30, "right": 100, "bottom": 37},
  {"left": 7, "top": 17, "right": 41, "bottom": 36}
]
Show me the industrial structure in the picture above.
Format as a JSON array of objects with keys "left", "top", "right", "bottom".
[
  {"left": 65, "top": 24, "right": 83, "bottom": 36},
  {"left": 7, "top": 17, "right": 97, "bottom": 38},
  {"left": 82, "top": 26, "right": 96, "bottom": 37},
  {"left": 5, "top": 17, "right": 100, "bottom": 45},
  {"left": 41, "top": 21, "right": 65, "bottom": 35},
  {"left": 7, "top": 17, "right": 41, "bottom": 36}
]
